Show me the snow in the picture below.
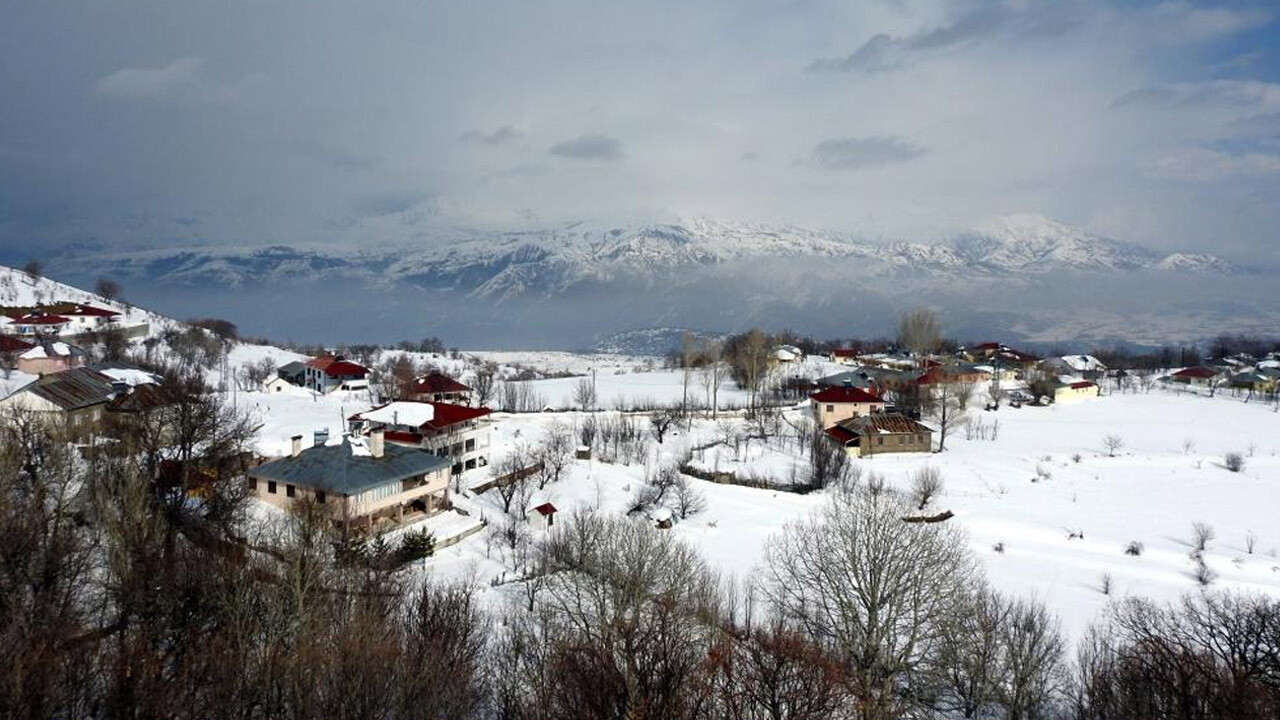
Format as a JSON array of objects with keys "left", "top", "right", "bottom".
[
  {"left": 0, "top": 370, "right": 37, "bottom": 399},
  {"left": 99, "top": 367, "right": 161, "bottom": 386},
  {"left": 379, "top": 379, "right": 1280, "bottom": 641},
  {"left": 357, "top": 401, "right": 435, "bottom": 428}
]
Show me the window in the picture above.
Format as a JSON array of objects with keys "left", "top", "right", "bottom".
[
  {"left": 286, "top": 484, "right": 296, "bottom": 498},
  {"left": 465, "top": 438, "right": 476, "bottom": 452},
  {"left": 267, "top": 481, "right": 277, "bottom": 494},
  {"left": 246, "top": 477, "right": 257, "bottom": 491},
  {"left": 898, "top": 437, "right": 904, "bottom": 445},
  {"left": 316, "top": 491, "right": 326, "bottom": 504},
  {"left": 877, "top": 437, "right": 883, "bottom": 446},
  {"left": 826, "top": 404, "right": 834, "bottom": 412}
]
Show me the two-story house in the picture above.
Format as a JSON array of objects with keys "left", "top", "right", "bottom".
[
  {"left": 248, "top": 430, "right": 452, "bottom": 535},
  {"left": 303, "top": 355, "right": 370, "bottom": 393},
  {"left": 349, "top": 399, "right": 492, "bottom": 476},
  {"left": 810, "top": 384, "right": 886, "bottom": 429}
]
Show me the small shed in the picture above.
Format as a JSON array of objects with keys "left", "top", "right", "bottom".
[{"left": 529, "top": 502, "right": 558, "bottom": 530}]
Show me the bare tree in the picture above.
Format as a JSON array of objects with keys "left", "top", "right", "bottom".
[
  {"left": 649, "top": 403, "right": 684, "bottom": 444},
  {"left": 536, "top": 420, "right": 574, "bottom": 489},
  {"left": 807, "top": 430, "right": 851, "bottom": 491},
  {"left": 898, "top": 307, "right": 942, "bottom": 360},
  {"left": 94, "top": 276, "right": 123, "bottom": 301},
  {"left": 572, "top": 375, "right": 597, "bottom": 412},
  {"left": 928, "top": 381, "right": 968, "bottom": 452},
  {"left": 21, "top": 258, "right": 42, "bottom": 280},
  {"left": 764, "top": 489, "right": 979, "bottom": 719},
  {"left": 910, "top": 466, "right": 944, "bottom": 510},
  {"left": 699, "top": 338, "right": 726, "bottom": 418},
  {"left": 672, "top": 475, "right": 707, "bottom": 519},
  {"left": 1102, "top": 434, "right": 1124, "bottom": 457},
  {"left": 1191, "top": 521, "right": 1216, "bottom": 552},
  {"left": 492, "top": 443, "right": 534, "bottom": 515}
]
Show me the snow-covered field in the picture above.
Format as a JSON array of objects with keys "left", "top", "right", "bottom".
[{"left": 236, "top": 361, "right": 1280, "bottom": 641}]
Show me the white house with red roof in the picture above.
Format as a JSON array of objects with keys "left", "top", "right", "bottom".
[
  {"left": 59, "top": 304, "right": 121, "bottom": 333},
  {"left": 302, "top": 354, "right": 370, "bottom": 393},
  {"left": 349, "top": 399, "right": 492, "bottom": 476},
  {"left": 9, "top": 312, "right": 72, "bottom": 336},
  {"left": 810, "top": 384, "right": 886, "bottom": 429}
]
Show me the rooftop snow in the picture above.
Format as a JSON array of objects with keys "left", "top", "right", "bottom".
[{"left": 357, "top": 401, "right": 436, "bottom": 428}]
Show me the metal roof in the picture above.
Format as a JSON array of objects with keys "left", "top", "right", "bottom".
[
  {"left": 248, "top": 440, "right": 450, "bottom": 496},
  {"left": 25, "top": 367, "right": 116, "bottom": 410}
]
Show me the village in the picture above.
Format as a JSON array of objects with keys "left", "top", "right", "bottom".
[{"left": 3, "top": 269, "right": 1280, "bottom": 647}]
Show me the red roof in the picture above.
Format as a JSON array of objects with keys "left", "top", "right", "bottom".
[
  {"left": 1173, "top": 366, "right": 1218, "bottom": 379},
  {"left": 63, "top": 304, "right": 120, "bottom": 318},
  {"left": 973, "top": 342, "right": 1003, "bottom": 351},
  {"left": 532, "top": 502, "right": 557, "bottom": 516},
  {"left": 831, "top": 348, "right": 858, "bottom": 358},
  {"left": 13, "top": 313, "right": 70, "bottom": 325},
  {"left": 405, "top": 372, "right": 471, "bottom": 395},
  {"left": 811, "top": 386, "right": 883, "bottom": 404},
  {"left": 0, "top": 335, "right": 35, "bottom": 352},
  {"left": 424, "top": 402, "right": 491, "bottom": 430},
  {"left": 305, "top": 355, "right": 369, "bottom": 377},
  {"left": 1069, "top": 381, "right": 1096, "bottom": 390},
  {"left": 824, "top": 426, "right": 858, "bottom": 445}
]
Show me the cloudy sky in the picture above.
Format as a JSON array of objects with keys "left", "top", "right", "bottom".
[{"left": 2, "top": 0, "right": 1278, "bottom": 261}]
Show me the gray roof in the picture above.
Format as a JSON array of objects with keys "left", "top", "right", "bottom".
[
  {"left": 818, "top": 370, "right": 875, "bottom": 388},
  {"left": 249, "top": 440, "right": 450, "bottom": 496},
  {"left": 24, "top": 367, "right": 116, "bottom": 410}
]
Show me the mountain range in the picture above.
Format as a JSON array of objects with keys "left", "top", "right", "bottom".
[{"left": 31, "top": 214, "right": 1272, "bottom": 349}]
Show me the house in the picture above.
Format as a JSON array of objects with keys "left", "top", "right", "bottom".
[
  {"left": 262, "top": 376, "right": 295, "bottom": 393},
  {"left": 829, "top": 348, "right": 859, "bottom": 365},
  {"left": 1229, "top": 371, "right": 1276, "bottom": 394},
  {"left": 401, "top": 372, "right": 473, "bottom": 404},
  {"left": 529, "top": 501, "right": 558, "bottom": 530},
  {"left": 1053, "top": 380, "right": 1100, "bottom": 404},
  {"left": 816, "top": 370, "right": 876, "bottom": 390},
  {"left": 0, "top": 366, "right": 118, "bottom": 434},
  {"left": 59, "top": 304, "right": 121, "bottom": 333},
  {"left": 302, "top": 355, "right": 370, "bottom": 393},
  {"left": 967, "top": 343, "right": 1040, "bottom": 370},
  {"left": 773, "top": 345, "right": 803, "bottom": 363},
  {"left": 824, "top": 413, "right": 933, "bottom": 457},
  {"left": 16, "top": 340, "right": 86, "bottom": 375},
  {"left": 0, "top": 334, "right": 35, "bottom": 361},
  {"left": 350, "top": 399, "right": 493, "bottom": 475},
  {"left": 916, "top": 363, "right": 989, "bottom": 386},
  {"left": 810, "top": 384, "right": 886, "bottom": 429},
  {"left": 1041, "top": 355, "right": 1108, "bottom": 380},
  {"left": 9, "top": 312, "right": 71, "bottom": 336},
  {"left": 1169, "top": 366, "right": 1223, "bottom": 388},
  {"left": 248, "top": 430, "right": 452, "bottom": 534}
]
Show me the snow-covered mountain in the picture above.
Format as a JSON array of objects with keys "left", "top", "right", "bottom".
[
  {"left": 31, "top": 214, "right": 1263, "bottom": 348},
  {"left": 48, "top": 214, "right": 1238, "bottom": 297}
]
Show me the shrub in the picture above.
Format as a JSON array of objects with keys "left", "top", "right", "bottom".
[
  {"left": 909, "top": 467, "right": 944, "bottom": 510},
  {"left": 992, "top": 541, "right": 1006, "bottom": 554},
  {"left": 1224, "top": 452, "right": 1245, "bottom": 473},
  {"left": 1124, "top": 540, "right": 1144, "bottom": 557},
  {"left": 399, "top": 529, "right": 436, "bottom": 562}
]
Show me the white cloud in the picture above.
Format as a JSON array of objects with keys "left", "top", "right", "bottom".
[{"left": 95, "top": 57, "right": 203, "bottom": 98}]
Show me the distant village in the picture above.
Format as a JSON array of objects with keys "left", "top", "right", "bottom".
[{"left": 3, "top": 295, "right": 1280, "bottom": 541}]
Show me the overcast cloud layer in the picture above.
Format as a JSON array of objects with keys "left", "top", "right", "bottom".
[{"left": 1, "top": 1, "right": 1278, "bottom": 262}]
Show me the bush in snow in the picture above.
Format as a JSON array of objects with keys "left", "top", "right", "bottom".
[
  {"left": 1124, "top": 541, "right": 1144, "bottom": 557},
  {"left": 1224, "top": 452, "right": 1245, "bottom": 473},
  {"left": 399, "top": 529, "right": 436, "bottom": 562}
]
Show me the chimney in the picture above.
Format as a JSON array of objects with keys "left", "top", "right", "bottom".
[
  {"left": 370, "top": 429, "right": 385, "bottom": 459},
  {"left": 842, "top": 378, "right": 852, "bottom": 388},
  {"left": 291, "top": 435, "right": 303, "bottom": 457}
]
